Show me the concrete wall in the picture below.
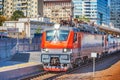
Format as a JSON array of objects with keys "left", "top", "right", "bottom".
[
  {"left": 0, "top": 38, "right": 41, "bottom": 61},
  {"left": 0, "top": 39, "right": 17, "bottom": 60}
]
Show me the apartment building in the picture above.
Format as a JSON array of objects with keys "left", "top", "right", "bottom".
[
  {"left": 43, "top": 0, "right": 72, "bottom": 23},
  {"left": 110, "top": 0, "right": 120, "bottom": 29},
  {"left": 73, "top": 0, "right": 110, "bottom": 26},
  {"left": 0, "top": 0, "right": 3, "bottom": 14},
  {"left": 3, "top": 0, "right": 43, "bottom": 18}
]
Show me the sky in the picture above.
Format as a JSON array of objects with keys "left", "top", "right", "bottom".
[{"left": 108, "top": 0, "right": 110, "bottom": 6}]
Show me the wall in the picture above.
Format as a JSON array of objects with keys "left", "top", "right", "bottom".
[
  {"left": 0, "top": 38, "right": 41, "bottom": 61},
  {"left": 0, "top": 38, "right": 17, "bottom": 60}
]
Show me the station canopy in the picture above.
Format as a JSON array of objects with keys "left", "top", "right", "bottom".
[{"left": 98, "top": 26, "right": 120, "bottom": 36}]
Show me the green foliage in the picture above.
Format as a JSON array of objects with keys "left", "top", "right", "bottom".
[
  {"left": 35, "top": 26, "right": 41, "bottom": 34},
  {"left": 76, "top": 16, "right": 90, "bottom": 22},
  {"left": 0, "top": 12, "right": 2, "bottom": 15},
  {"left": 11, "top": 10, "right": 25, "bottom": 20},
  {"left": 0, "top": 15, "right": 6, "bottom": 26}
]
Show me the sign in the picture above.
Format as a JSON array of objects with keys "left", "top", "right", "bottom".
[
  {"left": 91, "top": 52, "right": 97, "bottom": 77},
  {"left": 91, "top": 52, "right": 97, "bottom": 58}
]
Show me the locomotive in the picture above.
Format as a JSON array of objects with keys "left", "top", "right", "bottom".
[{"left": 40, "top": 24, "right": 120, "bottom": 71}]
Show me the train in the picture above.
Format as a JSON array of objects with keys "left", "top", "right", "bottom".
[{"left": 40, "top": 24, "right": 120, "bottom": 71}]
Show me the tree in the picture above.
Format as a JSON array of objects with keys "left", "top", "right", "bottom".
[
  {"left": 35, "top": 26, "right": 41, "bottom": 34},
  {"left": 77, "top": 16, "right": 90, "bottom": 23},
  {"left": 0, "top": 12, "right": 2, "bottom": 15},
  {"left": 11, "top": 10, "right": 25, "bottom": 20},
  {"left": 34, "top": 26, "right": 42, "bottom": 38},
  {"left": 0, "top": 15, "right": 6, "bottom": 26}
]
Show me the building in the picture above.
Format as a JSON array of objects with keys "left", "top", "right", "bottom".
[
  {"left": 43, "top": 0, "right": 73, "bottom": 23},
  {"left": 0, "top": 0, "right": 3, "bottom": 14},
  {"left": 3, "top": 0, "right": 43, "bottom": 18},
  {"left": 110, "top": 0, "right": 120, "bottom": 29},
  {"left": 2, "top": 17, "right": 54, "bottom": 38},
  {"left": 0, "top": 0, "right": 2, "bottom": 14},
  {"left": 73, "top": 0, "right": 110, "bottom": 26}
]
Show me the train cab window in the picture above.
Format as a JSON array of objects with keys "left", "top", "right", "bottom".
[
  {"left": 46, "top": 30, "right": 69, "bottom": 41},
  {"left": 74, "top": 33, "right": 77, "bottom": 42},
  {"left": 59, "top": 30, "right": 69, "bottom": 41},
  {"left": 46, "top": 30, "right": 54, "bottom": 41}
]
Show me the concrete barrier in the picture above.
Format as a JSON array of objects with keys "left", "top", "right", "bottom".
[
  {"left": 0, "top": 38, "right": 41, "bottom": 61},
  {"left": 0, "top": 39, "right": 17, "bottom": 60},
  {"left": 0, "top": 62, "right": 43, "bottom": 80}
]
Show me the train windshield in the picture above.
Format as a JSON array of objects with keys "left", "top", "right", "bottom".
[{"left": 46, "top": 30, "right": 69, "bottom": 41}]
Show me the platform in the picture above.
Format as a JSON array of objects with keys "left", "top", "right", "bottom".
[
  {"left": 10, "top": 51, "right": 41, "bottom": 62},
  {"left": 0, "top": 51, "right": 43, "bottom": 80},
  {"left": 0, "top": 62, "right": 42, "bottom": 80}
]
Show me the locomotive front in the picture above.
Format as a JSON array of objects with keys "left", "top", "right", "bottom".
[{"left": 41, "top": 24, "right": 74, "bottom": 71}]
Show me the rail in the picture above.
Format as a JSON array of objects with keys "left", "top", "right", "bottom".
[{"left": 21, "top": 51, "right": 120, "bottom": 80}]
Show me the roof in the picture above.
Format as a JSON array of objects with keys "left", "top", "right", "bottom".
[
  {"left": 98, "top": 26, "right": 120, "bottom": 35},
  {"left": 42, "top": 25, "right": 77, "bottom": 32}
]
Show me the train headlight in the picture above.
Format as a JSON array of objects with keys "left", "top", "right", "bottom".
[
  {"left": 43, "top": 48, "right": 49, "bottom": 52},
  {"left": 63, "top": 48, "right": 67, "bottom": 52},
  {"left": 63, "top": 48, "right": 71, "bottom": 53},
  {"left": 45, "top": 48, "right": 49, "bottom": 52}
]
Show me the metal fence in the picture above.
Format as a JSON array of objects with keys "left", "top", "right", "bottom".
[{"left": 0, "top": 38, "right": 41, "bottom": 60}]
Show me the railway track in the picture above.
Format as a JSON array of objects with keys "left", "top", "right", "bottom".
[
  {"left": 22, "top": 51, "right": 120, "bottom": 80},
  {"left": 21, "top": 61, "right": 91, "bottom": 80},
  {"left": 22, "top": 60, "right": 97, "bottom": 80}
]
